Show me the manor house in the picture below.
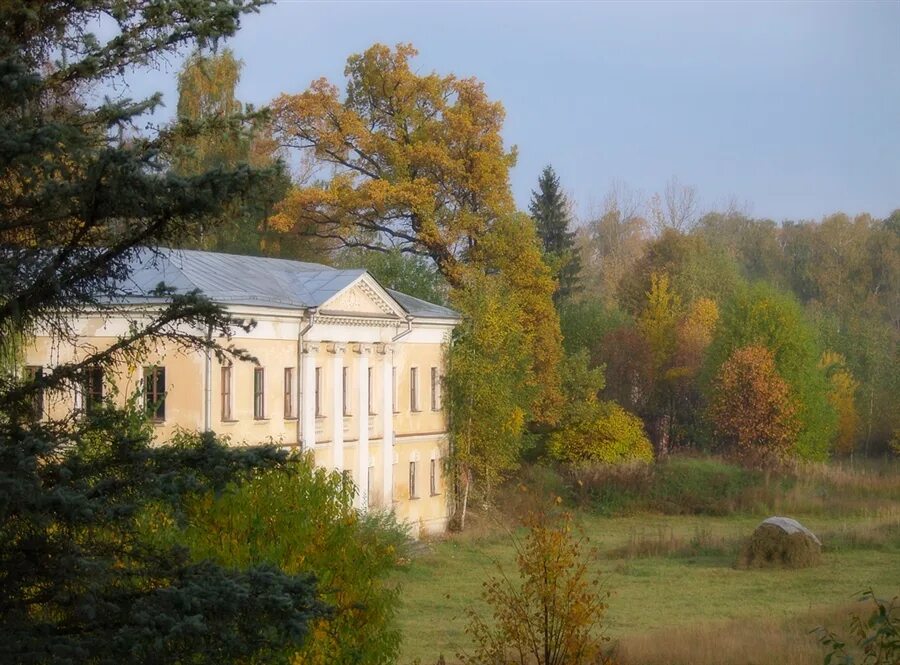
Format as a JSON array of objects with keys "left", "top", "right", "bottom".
[{"left": 24, "top": 249, "right": 459, "bottom": 536}]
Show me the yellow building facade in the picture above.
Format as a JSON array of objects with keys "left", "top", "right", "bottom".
[{"left": 23, "top": 249, "right": 459, "bottom": 536}]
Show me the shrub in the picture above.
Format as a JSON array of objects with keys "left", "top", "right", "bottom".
[
  {"left": 548, "top": 401, "right": 654, "bottom": 465},
  {"left": 460, "top": 510, "right": 611, "bottom": 665},
  {"left": 816, "top": 589, "right": 899, "bottom": 664},
  {"left": 144, "top": 451, "right": 408, "bottom": 665}
]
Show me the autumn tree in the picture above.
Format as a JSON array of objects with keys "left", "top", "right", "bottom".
[
  {"left": 529, "top": 165, "right": 581, "bottom": 302},
  {"left": 460, "top": 510, "right": 609, "bottom": 665},
  {"left": 270, "top": 42, "right": 517, "bottom": 285},
  {"left": 445, "top": 274, "right": 533, "bottom": 530},
  {"left": 706, "top": 283, "right": 836, "bottom": 460},
  {"left": 577, "top": 182, "right": 648, "bottom": 305},
  {"left": 710, "top": 346, "right": 800, "bottom": 468},
  {"left": 819, "top": 352, "right": 861, "bottom": 456},
  {"left": 271, "top": 43, "right": 564, "bottom": 426},
  {"left": 169, "top": 48, "right": 291, "bottom": 255},
  {"left": 648, "top": 176, "right": 699, "bottom": 235}
]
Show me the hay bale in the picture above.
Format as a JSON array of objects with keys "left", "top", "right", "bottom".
[{"left": 737, "top": 516, "right": 822, "bottom": 569}]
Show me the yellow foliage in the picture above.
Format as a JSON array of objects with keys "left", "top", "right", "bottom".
[
  {"left": 271, "top": 43, "right": 516, "bottom": 286},
  {"left": 637, "top": 271, "right": 681, "bottom": 367},
  {"left": 548, "top": 401, "right": 654, "bottom": 465},
  {"left": 819, "top": 352, "right": 861, "bottom": 456}
]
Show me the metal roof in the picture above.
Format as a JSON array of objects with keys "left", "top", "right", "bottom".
[{"left": 117, "top": 248, "right": 458, "bottom": 320}]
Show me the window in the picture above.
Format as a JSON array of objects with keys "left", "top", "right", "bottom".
[
  {"left": 342, "top": 366, "right": 351, "bottom": 416},
  {"left": 284, "top": 367, "right": 296, "bottom": 419},
  {"left": 391, "top": 367, "right": 398, "bottom": 413},
  {"left": 430, "top": 458, "right": 439, "bottom": 496},
  {"left": 315, "top": 367, "right": 322, "bottom": 416},
  {"left": 410, "top": 367, "right": 420, "bottom": 412},
  {"left": 409, "top": 461, "right": 418, "bottom": 499},
  {"left": 368, "top": 367, "right": 376, "bottom": 415},
  {"left": 25, "top": 366, "right": 43, "bottom": 421},
  {"left": 82, "top": 366, "right": 104, "bottom": 413},
  {"left": 253, "top": 367, "right": 265, "bottom": 420},
  {"left": 143, "top": 366, "right": 166, "bottom": 421},
  {"left": 221, "top": 364, "right": 233, "bottom": 421},
  {"left": 431, "top": 367, "right": 441, "bottom": 411}
]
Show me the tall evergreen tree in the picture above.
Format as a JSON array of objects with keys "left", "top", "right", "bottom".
[
  {"left": 529, "top": 165, "right": 581, "bottom": 302},
  {"left": 0, "top": 2, "right": 330, "bottom": 662}
]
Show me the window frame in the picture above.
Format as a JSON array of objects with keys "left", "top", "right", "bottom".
[
  {"left": 410, "top": 367, "right": 420, "bottom": 412},
  {"left": 143, "top": 366, "right": 166, "bottom": 422},
  {"left": 409, "top": 460, "right": 418, "bottom": 499},
  {"left": 368, "top": 367, "right": 376, "bottom": 415},
  {"left": 221, "top": 364, "right": 233, "bottom": 421},
  {"left": 284, "top": 367, "right": 296, "bottom": 420},
  {"left": 430, "top": 458, "right": 439, "bottom": 496},
  {"left": 391, "top": 367, "right": 399, "bottom": 414},
  {"left": 82, "top": 366, "right": 104, "bottom": 414},
  {"left": 25, "top": 365, "right": 43, "bottom": 421},
  {"left": 253, "top": 367, "right": 265, "bottom": 420},
  {"left": 430, "top": 366, "right": 441, "bottom": 411},
  {"left": 315, "top": 366, "right": 323, "bottom": 417},
  {"left": 342, "top": 365, "right": 351, "bottom": 416}
]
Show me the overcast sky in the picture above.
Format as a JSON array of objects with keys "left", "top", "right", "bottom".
[{"left": 117, "top": 0, "right": 900, "bottom": 223}]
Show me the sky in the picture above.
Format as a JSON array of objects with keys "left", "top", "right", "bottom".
[{"left": 114, "top": 0, "right": 900, "bottom": 223}]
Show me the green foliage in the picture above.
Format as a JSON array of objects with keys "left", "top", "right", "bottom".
[
  {"left": 145, "top": 450, "right": 408, "bottom": 665},
  {"left": 548, "top": 400, "right": 654, "bottom": 466},
  {"left": 559, "top": 300, "right": 631, "bottom": 358},
  {"left": 529, "top": 165, "right": 581, "bottom": 303},
  {"left": 446, "top": 273, "right": 535, "bottom": 528},
  {"left": 1, "top": 405, "right": 327, "bottom": 664},
  {"left": 817, "top": 589, "right": 899, "bottom": 665},
  {"left": 706, "top": 282, "right": 837, "bottom": 460},
  {"left": 0, "top": 2, "right": 340, "bottom": 661},
  {"left": 337, "top": 248, "right": 448, "bottom": 305}
]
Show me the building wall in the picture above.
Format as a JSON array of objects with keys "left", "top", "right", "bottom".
[{"left": 23, "top": 305, "right": 455, "bottom": 537}]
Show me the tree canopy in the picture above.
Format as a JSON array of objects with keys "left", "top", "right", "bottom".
[{"left": 0, "top": 2, "right": 340, "bottom": 661}]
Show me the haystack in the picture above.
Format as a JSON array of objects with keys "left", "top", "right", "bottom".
[{"left": 737, "top": 516, "right": 821, "bottom": 569}]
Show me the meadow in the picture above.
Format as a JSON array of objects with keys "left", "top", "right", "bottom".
[{"left": 393, "top": 458, "right": 900, "bottom": 665}]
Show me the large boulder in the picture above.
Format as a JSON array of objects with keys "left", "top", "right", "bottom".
[{"left": 737, "top": 516, "right": 822, "bottom": 569}]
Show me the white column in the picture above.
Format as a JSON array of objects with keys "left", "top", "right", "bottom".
[
  {"left": 301, "top": 343, "right": 318, "bottom": 450},
  {"left": 381, "top": 345, "right": 394, "bottom": 507},
  {"left": 356, "top": 345, "right": 370, "bottom": 510},
  {"left": 331, "top": 344, "right": 345, "bottom": 471}
]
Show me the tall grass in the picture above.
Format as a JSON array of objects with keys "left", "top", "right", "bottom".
[
  {"left": 558, "top": 456, "right": 900, "bottom": 519},
  {"left": 613, "top": 602, "right": 860, "bottom": 665}
]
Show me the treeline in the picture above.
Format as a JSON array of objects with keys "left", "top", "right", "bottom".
[{"left": 564, "top": 194, "right": 898, "bottom": 461}]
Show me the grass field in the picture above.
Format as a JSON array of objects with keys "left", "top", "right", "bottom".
[{"left": 392, "top": 459, "right": 900, "bottom": 665}]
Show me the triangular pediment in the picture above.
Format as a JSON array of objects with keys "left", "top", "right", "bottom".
[{"left": 319, "top": 274, "right": 405, "bottom": 319}]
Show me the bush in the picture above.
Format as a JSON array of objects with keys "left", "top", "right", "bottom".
[
  {"left": 816, "top": 589, "right": 899, "bottom": 664},
  {"left": 460, "top": 510, "right": 611, "bottom": 665},
  {"left": 144, "top": 451, "right": 408, "bottom": 665},
  {"left": 548, "top": 401, "right": 654, "bottom": 466}
]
